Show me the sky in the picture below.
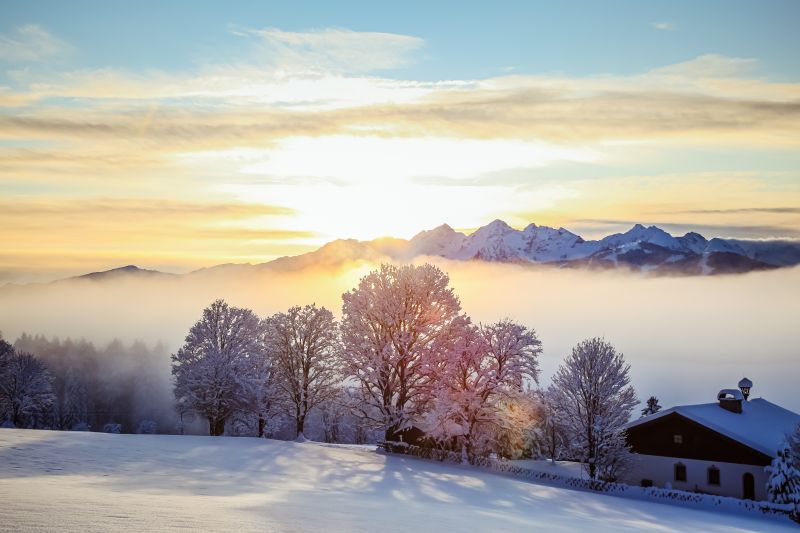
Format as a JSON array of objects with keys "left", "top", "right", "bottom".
[{"left": 2, "top": 0, "right": 800, "bottom": 282}]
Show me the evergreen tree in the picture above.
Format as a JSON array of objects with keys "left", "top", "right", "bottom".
[
  {"left": 641, "top": 396, "right": 662, "bottom": 417},
  {"left": 765, "top": 443, "right": 800, "bottom": 521},
  {"left": 788, "top": 424, "right": 800, "bottom": 473}
]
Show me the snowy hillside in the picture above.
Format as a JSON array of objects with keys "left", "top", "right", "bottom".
[{"left": 0, "top": 429, "right": 794, "bottom": 532}]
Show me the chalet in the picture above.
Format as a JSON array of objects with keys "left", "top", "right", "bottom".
[{"left": 622, "top": 378, "right": 800, "bottom": 501}]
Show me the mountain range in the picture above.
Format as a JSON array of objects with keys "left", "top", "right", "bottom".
[
  {"left": 272, "top": 220, "right": 797, "bottom": 276},
  {"left": 9, "top": 220, "right": 800, "bottom": 286}
]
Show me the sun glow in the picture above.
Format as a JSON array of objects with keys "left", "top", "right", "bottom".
[{"left": 193, "top": 135, "right": 591, "bottom": 241}]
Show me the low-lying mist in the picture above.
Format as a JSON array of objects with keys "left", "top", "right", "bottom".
[{"left": 1, "top": 261, "right": 798, "bottom": 413}]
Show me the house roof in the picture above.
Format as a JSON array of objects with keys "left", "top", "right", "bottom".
[{"left": 625, "top": 398, "right": 800, "bottom": 457}]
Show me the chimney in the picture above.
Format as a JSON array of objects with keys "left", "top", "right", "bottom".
[
  {"left": 738, "top": 377, "right": 753, "bottom": 401},
  {"left": 717, "top": 389, "right": 743, "bottom": 414}
]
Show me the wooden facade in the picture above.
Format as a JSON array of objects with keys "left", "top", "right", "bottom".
[{"left": 625, "top": 412, "right": 772, "bottom": 466}]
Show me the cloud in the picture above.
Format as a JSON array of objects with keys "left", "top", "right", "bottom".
[
  {"left": 0, "top": 198, "right": 295, "bottom": 218},
  {"left": 0, "top": 25, "right": 70, "bottom": 62},
  {"left": 570, "top": 218, "right": 800, "bottom": 240},
  {"left": 677, "top": 207, "right": 800, "bottom": 215},
  {"left": 649, "top": 53, "right": 756, "bottom": 79},
  {"left": 0, "top": 198, "right": 317, "bottom": 281},
  {"left": 653, "top": 22, "right": 676, "bottom": 31},
  {"left": 237, "top": 27, "right": 425, "bottom": 73},
  {"left": 4, "top": 54, "right": 799, "bottom": 151}
]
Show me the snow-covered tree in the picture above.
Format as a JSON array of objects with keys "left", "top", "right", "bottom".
[
  {"left": 766, "top": 443, "right": 800, "bottom": 520},
  {"left": 423, "top": 317, "right": 542, "bottom": 461},
  {"left": 338, "top": 386, "right": 378, "bottom": 444},
  {"left": 103, "top": 422, "right": 121, "bottom": 434},
  {"left": 531, "top": 386, "right": 567, "bottom": 463},
  {"left": 0, "top": 351, "right": 55, "bottom": 428},
  {"left": 0, "top": 337, "right": 13, "bottom": 423},
  {"left": 788, "top": 424, "right": 800, "bottom": 473},
  {"left": 171, "top": 299, "right": 268, "bottom": 436},
  {"left": 319, "top": 390, "right": 349, "bottom": 443},
  {"left": 492, "top": 391, "right": 540, "bottom": 460},
  {"left": 551, "top": 337, "right": 638, "bottom": 480},
  {"left": 137, "top": 419, "right": 158, "bottom": 434},
  {"left": 63, "top": 368, "right": 89, "bottom": 430},
  {"left": 174, "top": 395, "right": 195, "bottom": 435},
  {"left": 340, "top": 263, "right": 462, "bottom": 441},
  {"left": 266, "top": 304, "right": 341, "bottom": 439},
  {"left": 641, "top": 396, "right": 662, "bottom": 417},
  {"left": 0, "top": 336, "right": 12, "bottom": 367}
]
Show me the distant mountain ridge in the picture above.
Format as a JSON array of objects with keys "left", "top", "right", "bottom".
[
  {"left": 8, "top": 221, "right": 800, "bottom": 287},
  {"left": 252, "top": 220, "right": 796, "bottom": 276}
]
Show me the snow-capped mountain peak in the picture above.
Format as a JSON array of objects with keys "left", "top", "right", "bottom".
[
  {"left": 677, "top": 232, "right": 709, "bottom": 254},
  {"left": 600, "top": 224, "right": 683, "bottom": 251},
  {"left": 407, "top": 224, "right": 466, "bottom": 257},
  {"left": 705, "top": 238, "right": 746, "bottom": 255}
]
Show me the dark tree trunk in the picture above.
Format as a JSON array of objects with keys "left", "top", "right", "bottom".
[
  {"left": 384, "top": 424, "right": 399, "bottom": 443},
  {"left": 258, "top": 415, "right": 265, "bottom": 438},
  {"left": 296, "top": 414, "right": 305, "bottom": 437},
  {"left": 209, "top": 417, "right": 225, "bottom": 436}
]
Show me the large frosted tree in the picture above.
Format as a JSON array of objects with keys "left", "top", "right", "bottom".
[
  {"left": 266, "top": 304, "right": 341, "bottom": 439},
  {"left": 551, "top": 337, "right": 638, "bottom": 480},
  {"left": 424, "top": 317, "right": 542, "bottom": 461},
  {"left": 340, "top": 263, "right": 462, "bottom": 441},
  {"left": 171, "top": 299, "right": 268, "bottom": 436}
]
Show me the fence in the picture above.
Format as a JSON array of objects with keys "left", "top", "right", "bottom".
[{"left": 379, "top": 441, "right": 797, "bottom": 523}]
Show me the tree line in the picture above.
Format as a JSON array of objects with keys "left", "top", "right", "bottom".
[
  {"left": 0, "top": 335, "right": 171, "bottom": 433},
  {"left": 170, "top": 263, "right": 639, "bottom": 480}
]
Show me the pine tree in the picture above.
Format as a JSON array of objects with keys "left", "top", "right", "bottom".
[
  {"left": 63, "top": 368, "right": 89, "bottom": 430},
  {"left": 765, "top": 443, "right": 800, "bottom": 521},
  {"left": 641, "top": 396, "right": 662, "bottom": 417},
  {"left": 788, "top": 424, "right": 800, "bottom": 473}
]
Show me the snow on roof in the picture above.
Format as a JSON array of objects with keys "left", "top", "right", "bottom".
[{"left": 626, "top": 398, "right": 800, "bottom": 457}]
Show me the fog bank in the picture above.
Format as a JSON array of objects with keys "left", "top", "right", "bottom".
[{"left": 1, "top": 261, "right": 798, "bottom": 412}]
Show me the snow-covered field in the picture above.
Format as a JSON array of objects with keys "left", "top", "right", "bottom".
[{"left": 0, "top": 429, "right": 794, "bottom": 532}]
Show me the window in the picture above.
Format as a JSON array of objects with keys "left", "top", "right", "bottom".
[
  {"left": 708, "top": 466, "right": 720, "bottom": 486},
  {"left": 673, "top": 434, "right": 683, "bottom": 444},
  {"left": 674, "top": 463, "right": 687, "bottom": 482}
]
